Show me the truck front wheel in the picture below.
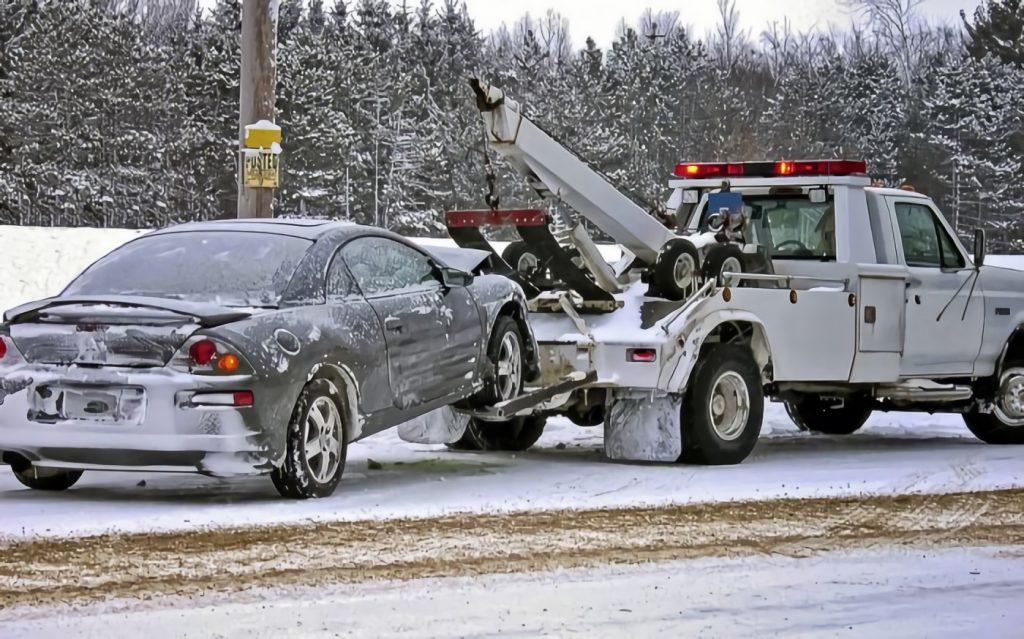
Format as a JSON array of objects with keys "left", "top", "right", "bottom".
[
  {"left": 680, "top": 344, "right": 763, "bottom": 465},
  {"left": 964, "top": 368, "right": 1024, "bottom": 444},
  {"left": 784, "top": 395, "right": 873, "bottom": 435}
]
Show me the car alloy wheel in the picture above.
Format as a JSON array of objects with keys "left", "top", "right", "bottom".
[
  {"left": 495, "top": 331, "right": 523, "bottom": 402},
  {"left": 303, "top": 395, "right": 343, "bottom": 483}
]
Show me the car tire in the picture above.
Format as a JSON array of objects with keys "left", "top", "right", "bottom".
[
  {"left": 449, "top": 415, "right": 547, "bottom": 451},
  {"left": 10, "top": 463, "right": 83, "bottom": 491},
  {"left": 680, "top": 344, "right": 763, "bottom": 465},
  {"left": 653, "top": 238, "right": 700, "bottom": 301},
  {"left": 271, "top": 379, "right": 348, "bottom": 499},
  {"left": 502, "top": 241, "right": 542, "bottom": 275},
  {"left": 702, "top": 244, "right": 745, "bottom": 287},
  {"left": 469, "top": 316, "right": 525, "bottom": 408},
  {"left": 784, "top": 394, "right": 873, "bottom": 435}
]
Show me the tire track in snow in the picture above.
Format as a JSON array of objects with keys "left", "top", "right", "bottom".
[{"left": 0, "top": 488, "right": 1022, "bottom": 611}]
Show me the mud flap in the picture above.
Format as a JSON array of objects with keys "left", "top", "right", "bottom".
[
  {"left": 398, "top": 406, "right": 470, "bottom": 445},
  {"left": 604, "top": 391, "right": 682, "bottom": 462}
]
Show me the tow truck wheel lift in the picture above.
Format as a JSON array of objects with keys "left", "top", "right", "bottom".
[{"left": 402, "top": 78, "right": 884, "bottom": 466}]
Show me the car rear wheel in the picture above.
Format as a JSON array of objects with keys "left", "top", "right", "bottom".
[
  {"left": 784, "top": 394, "right": 873, "bottom": 435},
  {"left": 680, "top": 344, "right": 763, "bottom": 465},
  {"left": 271, "top": 379, "right": 348, "bottom": 499},
  {"left": 10, "top": 462, "right": 83, "bottom": 491}
]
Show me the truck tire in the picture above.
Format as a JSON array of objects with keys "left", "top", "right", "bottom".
[
  {"left": 10, "top": 462, "right": 83, "bottom": 491},
  {"left": 449, "top": 415, "right": 547, "bottom": 451},
  {"left": 784, "top": 395, "right": 873, "bottom": 435},
  {"left": 702, "top": 244, "right": 745, "bottom": 287},
  {"left": 271, "top": 379, "right": 348, "bottom": 499},
  {"left": 502, "top": 241, "right": 541, "bottom": 275},
  {"left": 680, "top": 344, "right": 763, "bottom": 465},
  {"left": 653, "top": 238, "right": 700, "bottom": 301},
  {"left": 963, "top": 367, "right": 1024, "bottom": 444}
]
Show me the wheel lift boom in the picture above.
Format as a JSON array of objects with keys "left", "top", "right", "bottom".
[{"left": 469, "top": 78, "right": 675, "bottom": 266}]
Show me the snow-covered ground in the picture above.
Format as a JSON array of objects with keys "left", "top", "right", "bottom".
[
  {"left": 2, "top": 406, "right": 1021, "bottom": 539},
  {"left": 6, "top": 545, "right": 1022, "bottom": 638}
]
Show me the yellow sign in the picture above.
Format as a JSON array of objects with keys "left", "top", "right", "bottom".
[
  {"left": 243, "top": 149, "right": 280, "bottom": 188},
  {"left": 244, "top": 120, "right": 282, "bottom": 150}
]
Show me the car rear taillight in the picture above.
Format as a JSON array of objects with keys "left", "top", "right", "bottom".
[
  {"left": 627, "top": 348, "right": 657, "bottom": 363},
  {"left": 190, "top": 339, "right": 217, "bottom": 366},
  {"left": 0, "top": 337, "right": 7, "bottom": 360},
  {"left": 172, "top": 337, "right": 250, "bottom": 375}
]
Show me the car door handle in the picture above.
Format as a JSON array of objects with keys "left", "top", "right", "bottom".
[{"left": 384, "top": 317, "right": 404, "bottom": 333}]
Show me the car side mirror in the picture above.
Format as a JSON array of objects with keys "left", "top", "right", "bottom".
[
  {"left": 439, "top": 266, "right": 473, "bottom": 288},
  {"left": 973, "top": 228, "right": 986, "bottom": 268}
]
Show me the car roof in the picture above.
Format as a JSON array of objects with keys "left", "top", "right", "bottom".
[{"left": 147, "top": 218, "right": 368, "bottom": 241}]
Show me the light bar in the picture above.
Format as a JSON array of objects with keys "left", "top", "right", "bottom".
[
  {"left": 445, "top": 210, "right": 548, "bottom": 228},
  {"left": 673, "top": 160, "right": 867, "bottom": 179}
]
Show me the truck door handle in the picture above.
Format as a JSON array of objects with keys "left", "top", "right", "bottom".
[{"left": 385, "top": 318, "right": 404, "bottom": 333}]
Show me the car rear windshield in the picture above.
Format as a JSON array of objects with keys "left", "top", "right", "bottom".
[{"left": 63, "top": 231, "right": 313, "bottom": 307}]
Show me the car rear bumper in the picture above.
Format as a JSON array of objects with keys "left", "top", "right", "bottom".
[{"left": 0, "top": 363, "right": 272, "bottom": 477}]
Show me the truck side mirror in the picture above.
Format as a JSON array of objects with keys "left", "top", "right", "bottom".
[{"left": 973, "top": 228, "right": 986, "bottom": 267}]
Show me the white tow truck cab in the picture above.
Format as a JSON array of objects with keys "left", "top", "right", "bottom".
[{"left": 413, "top": 80, "right": 1024, "bottom": 464}]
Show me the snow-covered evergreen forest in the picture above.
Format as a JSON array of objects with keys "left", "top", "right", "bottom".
[{"left": 1, "top": 0, "right": 1023, "bottom": 247}]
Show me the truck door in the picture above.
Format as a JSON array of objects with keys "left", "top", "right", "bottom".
[{"left": 888, "top": 198, "right": 984, "bottom": 376}]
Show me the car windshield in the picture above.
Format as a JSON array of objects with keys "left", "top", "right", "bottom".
[{"left": 63, "top": 231, "right": 312, "bottom": 308}]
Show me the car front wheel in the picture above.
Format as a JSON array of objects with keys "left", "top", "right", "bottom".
[{"left": 271, "top": 379, "right": 348, "bottom": 499}]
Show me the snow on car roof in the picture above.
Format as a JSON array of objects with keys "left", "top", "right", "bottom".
[{"left": 149, "top": 218, "right": 362, "bottom": 240}]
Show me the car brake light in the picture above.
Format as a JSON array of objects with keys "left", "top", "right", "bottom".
[
  {"left": 233, "top": 391, "right": 254, "bottom": 407},
  {"left": 0, "top": 337, "right": 7, "bottom": 360},
  {"left": 627, "top": 348, "right": 657, "bottom": 363},
  {"left": 190, "top": 339, "right": 217, "bottom": 366}
]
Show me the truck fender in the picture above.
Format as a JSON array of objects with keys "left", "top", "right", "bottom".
[{"left": 663, "top": 309, "right": 774, "bottom": 394}]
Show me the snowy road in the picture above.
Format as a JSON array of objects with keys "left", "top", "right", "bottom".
[
  {"left": 4, "top": 546, "right": 1022, "bottom": 638},
  {"left": 1, "top": 404, "right": 1022, "bottom": 540}
]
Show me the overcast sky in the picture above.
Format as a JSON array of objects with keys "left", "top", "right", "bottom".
[
  {"left": 459, "top": 0, "right": 980, "bottom": 46},
  {"left": 209, "top": 1, "right": 983, "bottom": 46}
]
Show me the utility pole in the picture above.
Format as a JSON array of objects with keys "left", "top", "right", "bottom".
[{"left": 238, "top": 0, "right": 279, "bottom": 219}]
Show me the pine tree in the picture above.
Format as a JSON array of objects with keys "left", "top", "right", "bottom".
[{"left": 963, "top": 0, "right": 1024, "bottom": 67}]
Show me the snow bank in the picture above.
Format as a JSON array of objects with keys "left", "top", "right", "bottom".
[{"left": 0, "top": 226, "right": 146, "bottom": 314}]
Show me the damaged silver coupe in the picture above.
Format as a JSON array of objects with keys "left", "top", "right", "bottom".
[{"left": 0, "top": 219, "right": 538, "bottom": 498}]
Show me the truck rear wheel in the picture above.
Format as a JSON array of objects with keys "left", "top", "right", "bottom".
[
  {"left": 449, "top": 415, "right": 547, "bottom": 451},
  {"left": 680, "top": 344, "right": 763, "bottom": 465},
  {"left": 784, "top": 395, "right": 873, "bottom": 435},
  {"left": 963, "top": 367, "right": 1024, "bottom": 444}
]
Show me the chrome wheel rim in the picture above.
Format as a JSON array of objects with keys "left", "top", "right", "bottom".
[
  {"left": 303, "top": 396, "right": 343, "bottom": 483},
  {"left": 720, "top": 256, "right": 742, "bottom": 287},
  {"left": 709, "top": 371, "right": 750, "bottom": 441},
  {"left": 496, "top": 332, "right": 522, "bottom": 401},
  {"left": 995, "top": 368, "right": 1024, "bottom": 426},
  {"left": 673, "top": 252, "right": 696, "bottom": 290}
]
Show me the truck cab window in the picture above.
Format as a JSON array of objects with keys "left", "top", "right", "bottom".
[
  {"left": 744, "top": 196, "right": 836, "bottom": 261},
  {"left": 895, "top": 203, "right": 965, "bottom": 269}
]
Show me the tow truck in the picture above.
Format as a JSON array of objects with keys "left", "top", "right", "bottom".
[{"left": 401, "top": 79, "right": 1024, "bottom": 464}]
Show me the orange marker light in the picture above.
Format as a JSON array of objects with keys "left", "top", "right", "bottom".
[{"left": 218, "top": 353, "right": 240, "bottom": 373}]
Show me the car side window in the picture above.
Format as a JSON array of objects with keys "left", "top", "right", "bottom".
[
  {"left": 895, "top": 203, "right": 965, "bottom": 269},
  {"left": 341, "top": 237, "right": 439, "bottom": 296},
  {"left": 326, "top": 253, "right": 358, "bottom": 299}
]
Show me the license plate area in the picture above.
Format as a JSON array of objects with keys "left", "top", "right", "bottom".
[{"left": 29, "top": 385, "right": 147, "bottom": 425}]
